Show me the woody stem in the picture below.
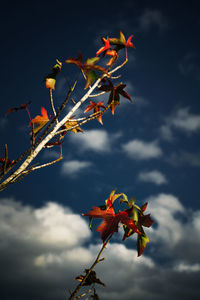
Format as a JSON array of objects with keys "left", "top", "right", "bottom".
[{"left": 68, "top": 235, "right": 112, "bottom": 300}]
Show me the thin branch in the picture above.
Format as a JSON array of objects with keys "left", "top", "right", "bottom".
[
  {"left": 30, "top": 156, "right": 63, "bottom": 171},
  {"left": 49, "top": 88, "right": 58, "bottom": 124},
  {"left": 88, "top": 91, "right": 106, "bottom": 98},
  {"left": 3, "top": 144, "right": 8, "bottom": 174},
  {"left": 68, "top": 236, "right": 112, "bottom": 300},
  {"left": 72, "top": 289, "right": 93, "bottom": 300},
  {"left": 109, "top": 58, "right": 128, "bottom": 75}
]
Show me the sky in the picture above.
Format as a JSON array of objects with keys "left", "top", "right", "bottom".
[{"left": 0, "top": 0, "right": 200, "bottom": 299}]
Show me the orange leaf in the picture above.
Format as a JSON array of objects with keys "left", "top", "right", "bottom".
[
  {"left": 29, "top": 107, "right": 49, "bottom": 135},
  {"left": 45, "top": 78, "right": 56, "bottom": 90},
  {"left": 96, "top": 37, "right": 110, "bottom": 56}
]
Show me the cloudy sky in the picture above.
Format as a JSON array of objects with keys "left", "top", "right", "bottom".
[{"left": 0, "top": 0, "right": 200, "bottom": 299}]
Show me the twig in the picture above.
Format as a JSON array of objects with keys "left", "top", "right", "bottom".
[
  {"left": 0, "top": 81, "right": 77, "bottom": 184},
  {"left": 30, "top": 156, "right": 63, "bottom": 171},
  {"left": 68, "top": 235, "right": 112, "bottom": 300},
  {"left": 49, "top": 88, "right": 58, "bottom": 124},
  {"left": 3, "top": 144, "right": 8, "bottom": 174},
  {"left": 88, "top": 91, "right": 106, "bottom": 98},
  {"left": 109, "top": 58, "right": 128, "bottom": 75}
]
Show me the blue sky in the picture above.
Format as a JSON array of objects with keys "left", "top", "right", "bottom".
[{"left": 0, "top": 1, "right": 200, "bottom": 299}]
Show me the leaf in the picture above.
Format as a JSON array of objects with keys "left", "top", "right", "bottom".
[
  {"left": 85, "top": 70, "right": 98, "bottom": 89},
  {"left": 65, "top": 51, "right": 83, "bottom": 67},
  {"left": 105, "top": 49, "right": 118, "bottom": 66},
  {"left": 91, "top": 288, "right": 100, "bottom": 300},
  {"left": 5, "top": 101, "right": 32, "bottom": 116},
  {"left": 119, "top": 193, "right": 129, "bottom": 205},
  {"left": 66, "top": 53, "right": 107, "bottom": 89},
  {"left": 45, "top": 60, "right": 62, "bottom": 90},
  {"left": 99, "top": 79, "right": 132, "bottom": 114},
  {"left": 139, "top": 213, "right": 154, "bottom": 228},
  {"left": 96, "top": 37, "right": 110, "bottom": 56},
  {"left": 64, "top": 119, "right": 83, "bottom": 133},
  {"left": 83, "top": 205, "right": 140, "bottom": 243},
  {"left": 75, "top": 270, "right": 105, "bottom": 287},
  {"left": 122, "top": 202, "right": 154, "bottom": 256},
  {"left": 0, "top": 158, "right": 15, "bottom": 172},
  {"left": 137, "top": 234, "right": 150, "bottom": 257},
  {"left": 45, "top": 78, "right": 56, "bottom": 90},
  {"left": 84, "top": 101, "right": 106, "bottom": 125},
  {"left": 29, "top": 107, "right": 49, "bottom": 135},
  {"left": 109, "top": 30, "right": 135, "bottom": 51}
]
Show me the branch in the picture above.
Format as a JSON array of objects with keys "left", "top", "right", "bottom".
[
  {"left": 0, "top": 55, "right": 127, "bottom": 192},
  {"left": 49, "top": 88, "right": 58, "bottom": 124},
  {"left": 68, "top": 236, "right": 112, "bottom": 300},
  {"left": 0, "top": 76, "right": 102, "bottom": 191}
]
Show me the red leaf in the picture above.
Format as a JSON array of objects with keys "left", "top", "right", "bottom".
[
  {"left": 99, "top": 79, "right": 132, "bottom": 114},
  {"left": 83, "top": 206, "right": 140, "bottom": 243},
  {"left": 139, "top": 214, "right": 154, "bottom": 228},
  {"left": 96, "top": 37, "right": 110, "bottom": 56},
  {"left": 105, "top": 49, "right": 118, "bottom": 66},
  {"left": 84, "top": 101, "right": 106, "bottom": 125},
  {"left": 5, "top": 101, "right": 32, "bottom": 116},
  {"left": 0, "top": 158, "right": 15, "bottom": 172}
]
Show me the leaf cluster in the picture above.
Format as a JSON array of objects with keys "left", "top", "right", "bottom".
[{"left": 83, "top": 190, "right": 154, "bottom": 257}]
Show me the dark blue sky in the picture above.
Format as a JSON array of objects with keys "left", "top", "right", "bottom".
[{"left": 0, "top": 1, "right": 200, "bottom": 300}]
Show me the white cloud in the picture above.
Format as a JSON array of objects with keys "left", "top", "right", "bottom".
[
  {"left": 138, "top": 170, "right": 168, "bottom": 185},
  {"left": 160, "top": 107, "right": 200, "bottom": 141},
  {"left": 69, "top": 129, "right": 111, "bottom": 152},
  {"left": 122, "top": 139, "right": 162, "bottom": 160},
  {"left": 69, "top": 129, "right": 122, "bottom": 153},
  {"left": 61, "top": 159, "right": 93, "bottom": 177},
  {"left": 138, "top": 9, "right": 168, "bottom": 32},
  {"left": 147, "top": 194, "right": 200, "bottom": 262},
  {"left": 0, "top": 199, "right": 91, "bottom": 248},
  {"left": 171, "top": 107, "right": 200, "bottom": 132},
  {"left": 160, "top": 124, "right": 174, "bottom": 141},
  {"left": 175, "top": 262, "right": 200, "bottom": 273}
]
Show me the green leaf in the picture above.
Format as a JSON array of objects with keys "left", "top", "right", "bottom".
[
  {"left": 137, "top": 234, "right": 150, "bottom": 257},
  {"left": 110, "top": 189, "right": 116, "bottom": 200},
  {"left": 85, "top": 70, "right": 98, "bottom": 89},
  {"left": 86, "top": 57, "right": 100, "bottom": 65},
  {"left": 119, "top": 193, "right": 129, "bottom": 205}
]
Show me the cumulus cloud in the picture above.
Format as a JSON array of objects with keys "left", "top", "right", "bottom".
[
  {"left": 138, "top": 9, "right": 168, "bottom": 32},
  {"left": 122, "top": 139, "right": 163, "bottom": 160},
  {"left": 0, "top": 199, "right": 91, "bottom": 248},
  {"left": 138, "top": 170, "right": 168, "bottom": 185},
  {"left": 0, "top": 197, "right": 200, "bottom": 300},
  {"left": 69, "top": 129, "right": 112, "bottom": 152},
  {"left": 179, "top": 53, "right": 200, "bottom": 80},
  {"left": 167, "top": 151, "right": 200, "bottom": 167},
  {"left": 175, "top": 262, "right": 200, "bottom": 273},
  {"left": 147, "top": 194, "right": 200, "bottom": 262},
  {"left": 61, "top": 159, "right": 93, "bottom": 177},
  {"left": 160, "top": 107, "right": 200, "bottom": 141}
]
